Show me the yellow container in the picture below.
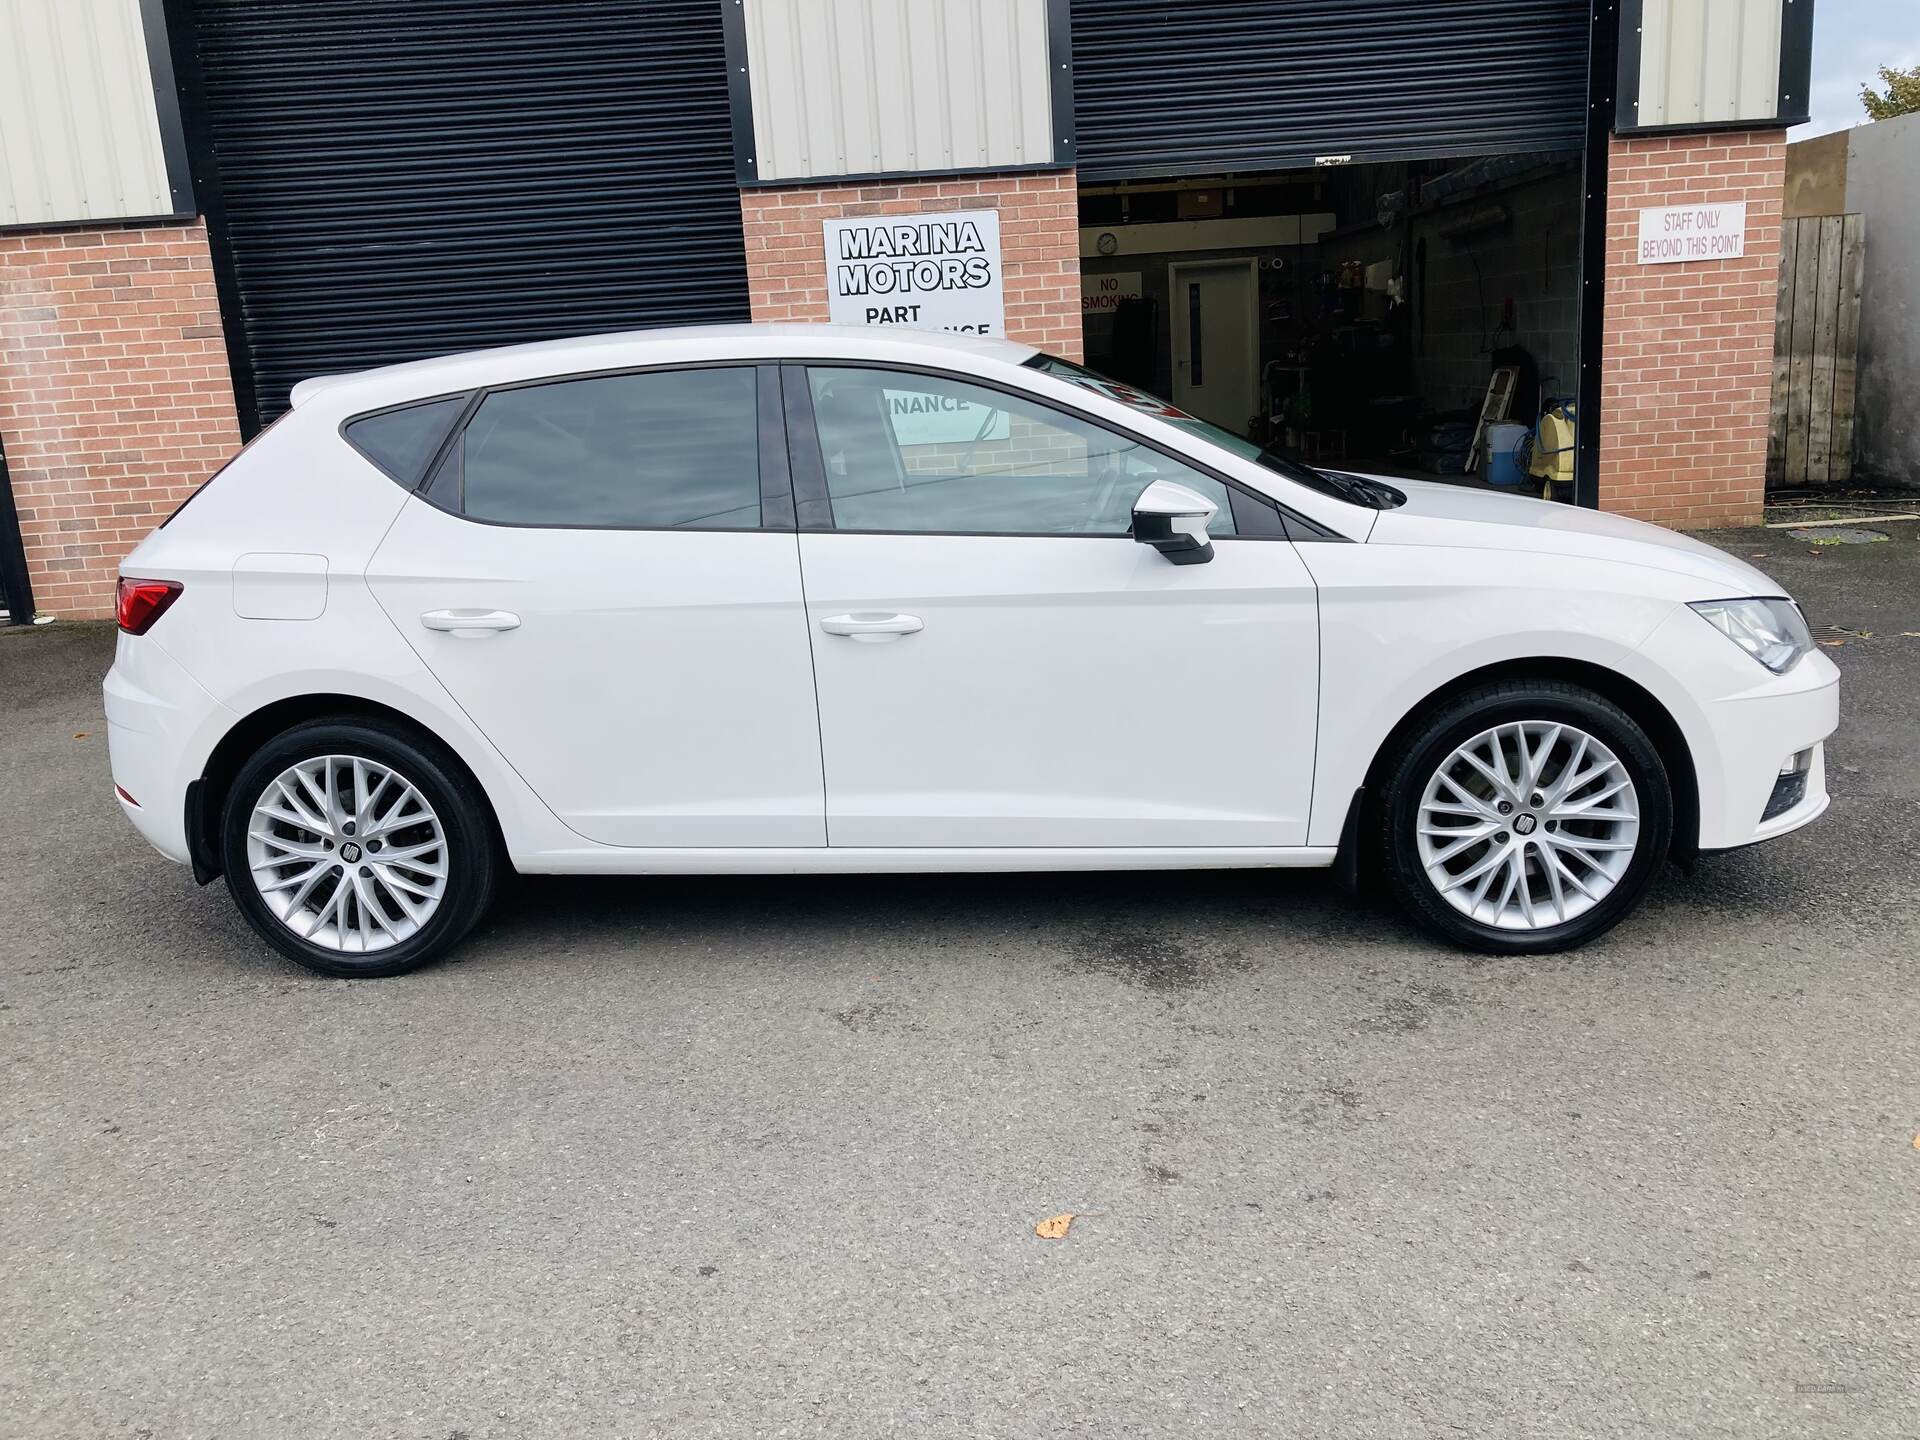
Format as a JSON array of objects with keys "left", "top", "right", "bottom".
[{"left": 1529, "top": 404, "right": 1576, "bottom": 484}]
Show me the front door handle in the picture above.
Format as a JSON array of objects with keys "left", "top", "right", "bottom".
[
  {"left": 420, "top": 608, "right": 520, "bottom": 637},
  {"left": 819, "top": 612, "right": 923, "bottom": 643}
]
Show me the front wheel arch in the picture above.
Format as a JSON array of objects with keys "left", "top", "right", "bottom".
[
  {"left": 189, "top": 694, "right": 505, "bottom": 885},
  {"left": 1341, "top": 658, "right": 1700, "bottom": 892}
]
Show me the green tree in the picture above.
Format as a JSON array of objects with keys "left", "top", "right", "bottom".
[{"left": 1860, "top": 64, "right": 1920, "bottom": 121}]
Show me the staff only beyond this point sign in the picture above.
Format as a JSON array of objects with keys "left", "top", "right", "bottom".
[
  {"left": 1637, "top": 201, "right": 1747, "bottom": 265},
  {"left": 824, "top": 208, "right": 1005, "bottom": 336}
]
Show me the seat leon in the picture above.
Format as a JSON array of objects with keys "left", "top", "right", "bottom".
[{"left": 106, "top": 325, "right": 1838, "bottom": 977}]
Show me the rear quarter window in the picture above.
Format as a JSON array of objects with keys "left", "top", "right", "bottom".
[{"left": 343, "top": 396, "right": 470, "bottom": 486}]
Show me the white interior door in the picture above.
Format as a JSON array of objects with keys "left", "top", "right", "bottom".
[{"left": 1170, "top": 259, "right": 1258, "bottom": 435}]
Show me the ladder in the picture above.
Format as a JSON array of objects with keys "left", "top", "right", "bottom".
[{"left": 1466, "top": 367, "right": 1519, "bottom": 474}]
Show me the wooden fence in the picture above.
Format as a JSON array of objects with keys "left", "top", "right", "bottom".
[{"left": 1768, "top": 213, "right": 1865, "bottom": 488}]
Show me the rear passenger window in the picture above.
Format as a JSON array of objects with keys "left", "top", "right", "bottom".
[
  {"left": 344, "top": 396, "right": 467, "bottom": 485},
  {"left": 452, "top": 368, "right": 760, "bottom": 529}
]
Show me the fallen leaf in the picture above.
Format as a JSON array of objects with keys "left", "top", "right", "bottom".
[
  {"left": 71, "top": 732, "right": 89, "bottom": 740},
  {"left": 1807, "top": 549, "right": 1825, "bottom": 556},
  {"left": 1902, "top": 632, "right": 1920, "bottom": 639},
  {"left": 1034, "top": 1212, "right": 1076, "bottom": 1239},
  {"left": 1913, "top": 1134, "right": 1920, "bottom": 1152},
  {"left": 1819, "top": 639, "right": 1846, "bottom": 647}
]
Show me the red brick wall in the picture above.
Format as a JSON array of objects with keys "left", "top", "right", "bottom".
[
  {"left": 1599, "top": 132, "right": 1785, "bottom": 529},
  {"left": 739, "top": 170, "right": 1083, "bottom": 361},
  {"left": 0, "top": 222, "right": 240, "bottom": 619}
]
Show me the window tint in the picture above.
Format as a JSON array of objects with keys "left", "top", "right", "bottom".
[
  {"left": 344, "top": 396, "right": 467, "bottom": 485},
  {"left": 806, "top": 367, "right": 1236, "bottom": 537},
  {"left": 456, "top": 368, "right": 760, "bottom": 528}
]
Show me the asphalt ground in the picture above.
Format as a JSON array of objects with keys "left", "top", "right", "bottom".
[{"left": 3, "top": 522, "right": 1917, "bottom": 1438}]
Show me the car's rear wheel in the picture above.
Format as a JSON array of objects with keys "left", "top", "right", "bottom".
[
  {"left": 1379, "top": 681, "right": 1672, "bottom": 954},
  {"left": 221, "top": 719, "right": 497, "bottom": 977}
]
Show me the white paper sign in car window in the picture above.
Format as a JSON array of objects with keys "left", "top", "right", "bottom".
[
  {"left": 881, "top": 387, "right": 1011, "bottom": 447},
  {"left": 824, "top": 208, "right": 1006, "bottom": 337}
]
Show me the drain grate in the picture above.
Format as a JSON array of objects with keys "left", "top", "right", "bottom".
[
  {"left": 1789, "top": 527, "right": 1889, "bottom": 545},
  {"left": 1811, "top": 625, "right": 1873, "bottom": 647}
]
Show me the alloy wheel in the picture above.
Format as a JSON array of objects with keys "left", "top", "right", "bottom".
[
  {"left": 245, "top": 754, "right": 449, "bottom": 953},
  {"left": 1415, "top": 721, "right": 1640, "bottom": 931}
]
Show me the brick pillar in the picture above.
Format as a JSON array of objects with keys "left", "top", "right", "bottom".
[
  {"left": 0, "top": 222, "right": 241, "bottom": 620},
  {"left": 1599, "top": 131, "right": 1785, "bottom": 529},
  {"left": 739, "top": 170, "right": 1083, "bottom": 361}
]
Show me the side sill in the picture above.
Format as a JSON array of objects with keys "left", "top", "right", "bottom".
[{"left": 510, "top": 846, "right": 1342, "bottom": 876}]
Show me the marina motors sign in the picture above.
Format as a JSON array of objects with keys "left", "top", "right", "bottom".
[
  {"left": 824, "top": 208, "right": 1006, "bottom": 335},
  {"left": 1637, "top": 201, "right": 1747, "bottom": 264}
]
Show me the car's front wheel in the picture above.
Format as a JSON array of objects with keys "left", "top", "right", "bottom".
[
  {"left": 1379, "top": 681, "right": 1673, "bottom": 954},
  {"left": 221, "top": 718, "right": 498, "bottom": 977}
]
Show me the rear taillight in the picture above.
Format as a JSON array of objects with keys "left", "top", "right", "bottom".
[{"left": 116, "top": 577, "right": 183, "bottom": 635}]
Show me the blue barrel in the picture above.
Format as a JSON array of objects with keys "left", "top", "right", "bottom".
[{"left": 1485, "top": 422, "right": 1529, "bottom": 486}]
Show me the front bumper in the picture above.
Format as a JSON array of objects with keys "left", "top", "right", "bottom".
[
  {"left": 1695, "top": 668, "right": 1839, "bottom": 850},
  {"left": 1637, "top": 607, "right": 1841, "bottom": 851},
  {"left": 1700, "top": 741, "right": 1830, "bottom": 853}
]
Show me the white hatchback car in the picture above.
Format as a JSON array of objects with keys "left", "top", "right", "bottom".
[{"left": 106, "top": 325, "right": 1837, "bottom": 977}]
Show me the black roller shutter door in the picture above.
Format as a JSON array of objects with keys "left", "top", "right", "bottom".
[
  {"left": 1071, "top": 0, "right": 1592, "bottom": 181},
  {"left": 185, "top": 0, "right": 750, "bottom": 428}
]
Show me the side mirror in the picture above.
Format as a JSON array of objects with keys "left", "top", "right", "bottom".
[{"left": 1131, "top": 479, "right": 1217, "bottom": 565}]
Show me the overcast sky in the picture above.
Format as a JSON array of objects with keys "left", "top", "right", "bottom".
[{"left": 1796, "top": 0, "right": 1920, "bottom": 135}]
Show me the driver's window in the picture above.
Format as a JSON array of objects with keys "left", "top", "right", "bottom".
[{"left": 806, "top": 366, "right": 1236, "bottom": 536}]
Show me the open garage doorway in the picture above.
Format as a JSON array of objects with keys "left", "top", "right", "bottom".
[{"left": 1078, "top": 151, "right": 1584, "bottom": 496}]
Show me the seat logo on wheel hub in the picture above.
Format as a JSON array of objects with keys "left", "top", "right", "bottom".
[
  {"left": 1513, "top": 814, "right": 1538, "bottom": 836},
  {"left": 339, "top": 841, "right": 362, "bottom": 864}
]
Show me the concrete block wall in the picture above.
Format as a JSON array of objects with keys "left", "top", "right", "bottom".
[
  {"left": 1410, "top": 167, "right": 1584, "bottom": 415},
  {"left": 1599, "top": 131, "right": 1786, "bottom": 528},
  {"left": 0, "top": 222, "right": 240, "bottom": 619},
  {"left": 739, "top": 170, "right": 1083, "bottom": 360}
]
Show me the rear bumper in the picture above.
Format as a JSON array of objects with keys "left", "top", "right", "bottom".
[{"left": 103, "top": 635, "right": 231, "bottom": 865}]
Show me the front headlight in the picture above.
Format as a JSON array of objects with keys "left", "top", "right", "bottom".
[{"left": 1688, "top": 597, "right": 1813, "bottom": 674}]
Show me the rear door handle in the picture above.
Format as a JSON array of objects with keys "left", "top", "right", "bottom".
[
  {"left": 420, "top": 608, "right": 520, "bottom": 637},
  {"left": 819, "top": 612, "right": 923, "bottom": 643}
]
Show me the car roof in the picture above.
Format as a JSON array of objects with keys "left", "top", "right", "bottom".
[{"left": 289, "top": 323, "right": 1041, "bottom": 411}]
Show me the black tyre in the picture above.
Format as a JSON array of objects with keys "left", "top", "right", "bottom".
[
  {"left": 1378, "top": 681, "right": 1673, "bottom": 954},
  {"left": 221, "top": 718, "right": 498, "bottom": 978}
]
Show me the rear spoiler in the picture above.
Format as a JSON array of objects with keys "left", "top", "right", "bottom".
[{"left": 287, "top": 373, "right": 352, "bottom": 408}]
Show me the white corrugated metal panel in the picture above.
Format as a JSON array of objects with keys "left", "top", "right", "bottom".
[
  {"left": 0, "top": 0, "right": 179, "bottom": 227},
  {"left": 743, "top": 0, "right": 1057, "bottom": 181},
  {"left": 1636, "top": 0, "right": 1783, "bottom": 127}
]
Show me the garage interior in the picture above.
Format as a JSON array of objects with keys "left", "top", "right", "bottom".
[
  {"left": 1067, "top": 0, "right": 1594, "bottom": 500},
  {"left": 1077, "top": 150, "right": 1585, "bottom": 495}
]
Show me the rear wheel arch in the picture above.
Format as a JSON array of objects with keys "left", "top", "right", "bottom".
[
  {"left": 1342, "top": 658, "right": 1700, "bottom": 885},
  {"left": 189, "top": 694, "right": 504, "bottom": 884}
]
